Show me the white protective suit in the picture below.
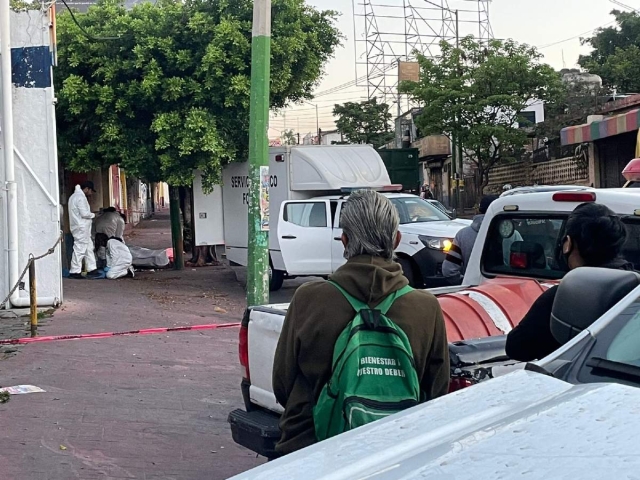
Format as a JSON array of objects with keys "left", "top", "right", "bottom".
[
  {"left": 95, "top": 211, "right": 125, "bottom": 239},
  {"left": 69, "top": 185, "right": 97, "bottom": 274},
  {"left": 106, "top": 238, "right": 134, "bottom": 279}
]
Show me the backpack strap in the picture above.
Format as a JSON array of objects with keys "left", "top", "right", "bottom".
[{"left": 327, "top": 281, "right": 414, "bottom": 316}]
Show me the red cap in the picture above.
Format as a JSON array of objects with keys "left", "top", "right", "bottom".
[{"left": 622, "top": 158, "right": 640, "bottom": 182}]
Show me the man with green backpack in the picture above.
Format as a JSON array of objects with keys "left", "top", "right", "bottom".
[{"left": 273, "top": 190, "right": 449, "bottom": 457}]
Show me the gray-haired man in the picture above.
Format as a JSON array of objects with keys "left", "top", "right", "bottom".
[{"left": 273, "top": 190, "right": 449, "bottom": 456}]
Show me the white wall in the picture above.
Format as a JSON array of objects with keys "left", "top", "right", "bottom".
[{"left": 0, "top": 10, "right": 62, "bottom": 306}]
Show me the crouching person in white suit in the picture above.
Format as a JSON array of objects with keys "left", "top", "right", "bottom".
[{"left": 106, "top": 237, "right": 134, "bottom": 279}]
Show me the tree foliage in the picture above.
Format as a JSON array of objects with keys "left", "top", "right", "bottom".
[
  {"left": 333, "top": 99, "right": 394, "bottom": 149},
  {"left": 536, "top": 71, "right": 605, "bottom": 141},
  {"left": 56, "top": 0, "right": 341, "bottom": 190},
  {"left": 400, "top": 37, "right": 563, "bottom": 194},
  {"left": 579, "top": 10, "right": 640, "bottom": 93},
  {"left": 281, "top": 129, "right": 297, "bottom": 145}
]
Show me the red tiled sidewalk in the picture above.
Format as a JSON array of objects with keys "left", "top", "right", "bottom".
[{"left": 0, "top": 212, "right": 264, "bottom": 479}]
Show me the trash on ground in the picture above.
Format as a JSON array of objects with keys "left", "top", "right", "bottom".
[{"left": 0, "top": 385, "right": 46, "bottom": 395}]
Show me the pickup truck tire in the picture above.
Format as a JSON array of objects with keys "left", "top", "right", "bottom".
[
  {"left": 269, "top": 266, "right": 285, "bottom": 291},
  {"left": 397, "top": 257, "right": 421, "bottom": 288}
]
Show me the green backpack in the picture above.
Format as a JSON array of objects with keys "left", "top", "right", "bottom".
[{"left": 313, "top": 281, "right": 421, "bottom": 442}]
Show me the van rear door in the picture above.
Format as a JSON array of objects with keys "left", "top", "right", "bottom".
[{"left": 278, "top": 200, "right": 332, "bottom": 275}]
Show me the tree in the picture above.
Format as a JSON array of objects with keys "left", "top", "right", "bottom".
[
  {"left": 400, "top": 37, "right": 563, "bottom": 199},
  {"left": 536, "top": 70, "right": 605, "bottom": 143},
  {"left": 281, "top": 129, "right": 297, "bottom": 145},
  {"left": 333, "top": 99, "right": 394, "bottom": 149},
  {"left": 579, "top": 10, "right": 640, "bottom": 93},
  {"left": 55, "top": 0, "right": 342, "bottom": 191}
]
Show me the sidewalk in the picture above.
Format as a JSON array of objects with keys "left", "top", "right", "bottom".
[{"left": 0, "top": 212, "right": 263, "bottom": 479}]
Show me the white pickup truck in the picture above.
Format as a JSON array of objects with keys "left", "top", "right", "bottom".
[
  {"left": 228, "top": 188, "right": 640, "bottom": 459},
  {"left": 194, "top": 145, "right": 471, "bottom": 290},
  {"left": 229, "top": 265, "right": 640, "bottom": 479}
]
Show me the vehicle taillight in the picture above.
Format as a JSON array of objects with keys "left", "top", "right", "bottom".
[
  {"left": 239, "top": 325, "right": 250, "bottom": 381},
  {"left": 510, "top": 251, "right": 528, "bottom": 269},
  {"left": 552, "top": 192, "right": 596, "bottom": 202},
  {"left": 449, "top": 377, "right": 474, "bottom": 393}
]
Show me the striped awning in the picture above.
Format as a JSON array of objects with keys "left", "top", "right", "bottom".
[{"left": 560, "top": 108, "right": 640, "bottom": 146}]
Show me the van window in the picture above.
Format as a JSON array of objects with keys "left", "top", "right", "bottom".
[{"left": 284, "top": 202, "right": 327, "bottom": 228}]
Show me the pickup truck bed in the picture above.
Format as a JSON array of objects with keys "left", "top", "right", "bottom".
[{"left": 228, "top": 304, "right": 519, "bottom": 458}]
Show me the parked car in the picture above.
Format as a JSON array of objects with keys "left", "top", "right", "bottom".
[{"left": 228, "top": 267, "right": 640, "bottom": 479}]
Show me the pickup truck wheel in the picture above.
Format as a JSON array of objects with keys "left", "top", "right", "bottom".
[
  {"left": 397, "top": 257, "right": 420, "bottom": 288},
  {"left": 269, "top": 266, "right": 285, "bottom": 291}
]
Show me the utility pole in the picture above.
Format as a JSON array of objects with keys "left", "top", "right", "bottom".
[
  {"left": 454, "top": 9, "right": 463, "bottom": 213},
  {"left": 315, "top": 103, "right": 320, "bottom": 144},
  {"left": 246, "top": 0, "right": 271, "bottom": 307},
  {"left": 450, "top": 9, "right": 461, "bottom": 215}
]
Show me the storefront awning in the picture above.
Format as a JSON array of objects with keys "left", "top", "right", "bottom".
[{"left": 561, "top": 108, "right": 640, "bottom": 146}]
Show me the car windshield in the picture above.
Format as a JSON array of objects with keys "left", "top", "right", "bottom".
[
  {"left": 482, "top": 214, "right": 640, "bottom": 280},
  {"left": 390, "top": 197, "right": 450, "bottom": 224}
]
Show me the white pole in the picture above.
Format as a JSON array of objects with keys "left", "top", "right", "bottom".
[
  {"left": 0, "top": 5, "right": 56, "bottom": 308},
  {"left": 0, "top": 0, "right": 20, "bottom": 308}
]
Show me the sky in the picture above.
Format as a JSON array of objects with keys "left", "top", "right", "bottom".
[{"left": 269, "top": 0, "right": 628, "bottom": 139}]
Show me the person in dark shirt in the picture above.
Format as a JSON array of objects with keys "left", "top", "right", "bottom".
[{"left": 506, "top": 203, "right": 632, "bottom": 362}]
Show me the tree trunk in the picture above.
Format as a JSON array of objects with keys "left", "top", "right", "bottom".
[{"left": 169, "top": 186, "right": 184, "bottom": 270}]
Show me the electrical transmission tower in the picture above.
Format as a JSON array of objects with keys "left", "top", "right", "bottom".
[{"left": 353, "top": 0, "right": 493, "bottom": 109}]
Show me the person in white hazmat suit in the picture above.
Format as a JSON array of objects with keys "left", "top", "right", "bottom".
[
  {"left": 95, "top": 207, "right": 126, "bottom": 267},
  {"left": 69, "top": 181, "right": 102, "bottom": 279},
  {"left": 106, "top": 237, "right": 134, "bottom": 279}
]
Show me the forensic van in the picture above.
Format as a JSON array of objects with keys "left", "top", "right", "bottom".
[{"left": 195, "top": 145, "right": 471, "bottom": 291}]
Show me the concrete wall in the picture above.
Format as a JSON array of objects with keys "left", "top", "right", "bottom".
[{"left": 1, "top": 10, "right": 62, "bottom": 306}]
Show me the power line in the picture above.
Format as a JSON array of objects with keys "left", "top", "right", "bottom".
[
  {"left": 536, "top": 20, "right": 618, "bottom": 49},
  {"left": 59, "top": 0, "right": 128, "bottom": 41}
]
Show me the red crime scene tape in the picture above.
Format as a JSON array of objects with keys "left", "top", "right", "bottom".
[{"left": 0, "top": 322, "right": 240, "bottom": 345}]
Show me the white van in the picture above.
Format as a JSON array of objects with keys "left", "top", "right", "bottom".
[{"left": 195, "top": 145, "right": 471, "bottom": 290}]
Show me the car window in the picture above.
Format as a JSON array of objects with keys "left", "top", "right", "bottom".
[
  {"left": 483, "top": 214, "right": 568, "bottom": 280},
  {"left": 606, "top": 308, "right": 640, "bottom": 366},
  {"left": 483, "top": 213, "right": 640, "bottom": 281},
  {"left": 390, "top": 197, "right": 449, "bottom": 224},
  {"left": 284, "top": 202, "right": 327, "bottom": 228},
  {"left": 575, "top": 297, "right": 640, "bottom": 386}
]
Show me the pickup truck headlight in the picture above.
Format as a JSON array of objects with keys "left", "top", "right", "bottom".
[{"left": 419, "top": 235, "right": 453, "bottom": 252}]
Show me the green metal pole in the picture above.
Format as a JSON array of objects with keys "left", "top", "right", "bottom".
[
  {"left": 246, "top": 0, "right": 271, "bottom": 307},
  {"left": 169, "top": 186, "right": 184, "bottom": 271}
]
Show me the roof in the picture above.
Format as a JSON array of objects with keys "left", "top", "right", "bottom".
[
  {"left": 500, "top": 185, "right": 589, "bottom": 197},
  {"left": 289, "top": 145, "right": 391, "bottom": 191},
  {"left": 313, "top": 192, "right": 417, "bottom": 200},
  {"left": 561, "top": 108, "right": 640, "bottom": 146},
  {"left": 490, "top": 188, "right": 640, "bottom": 216},
  {"left": 229, "top": 370, "right": 640, "bottom": 480}
]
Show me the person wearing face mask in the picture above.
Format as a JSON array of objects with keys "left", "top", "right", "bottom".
[{"left": 505, "top": 203, "right": 633, "bottom": 362}]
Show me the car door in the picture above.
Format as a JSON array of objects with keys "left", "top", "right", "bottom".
[
  {"left": 331, "top": 200, "right": 347, "bottom": 272},
  {"left": 278, "top": 200, "right": 332, "bottom": 275}
]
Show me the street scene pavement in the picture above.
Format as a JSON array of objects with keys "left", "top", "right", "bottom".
[{"left": 0, "top": 212, "right": 289, "bottom": 480}]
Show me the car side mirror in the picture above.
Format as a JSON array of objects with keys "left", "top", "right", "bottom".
[{"left": 550, "top": 267, "right": 640, "bottom": 345}]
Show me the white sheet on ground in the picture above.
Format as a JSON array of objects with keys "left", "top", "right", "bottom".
[{"left": 128, "top": 245, "right": 170, "bottom": 268}]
